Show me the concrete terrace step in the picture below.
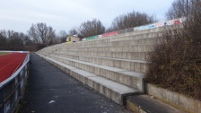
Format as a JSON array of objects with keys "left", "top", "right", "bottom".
[
  {"left": 64, "top": 27, "right": 180, "bottom": 48},
  {"left": 42, "top": 44, "right": 63, "bottom": 53},
  {"left": 104, "top": 25, "right": 180, "bottom": 40},
  {"left": 76, "top": 27, "right": 176, "bottom": 45},
  {"left": 61, "top": 45, "right": 155, "bottom": 53},
  {"left": 40, "top": 26, "right": 181, "bottom": 53},
  {"left": 81, "top": 32, "right": 164, "bottom": 45},
  {"left": 38, "top": 54, "right": 141, "bottom": 105},
  {"left": 39, "top": 33, "right": 164, "bottom": 54},
  {"left": 57, "top": 31, "right": 166, "bottom": 49},
  {"left": 47, "top": 55, "right": 145, "bottom": 92},
  {"left": 53, "top": 51, "right": 150, "bottom": 60},
  {"left": 48, "top": 54, "right": 148, "bottom": 73},
  {"left": 64, "top": 36, "right": 162, "bottom": 48}
]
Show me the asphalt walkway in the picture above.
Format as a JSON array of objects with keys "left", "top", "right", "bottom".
[{"left": 21, "top": 54, "right": 130, "bottom": 113}]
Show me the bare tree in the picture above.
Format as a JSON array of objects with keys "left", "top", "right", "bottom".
[
  {"left": 59, "top": 30, "right": 67, "bottom": 37},
  {"left": 68, "top": 28, "right": 78, "bottom": 36},
  {"left": 45, "top": 26, "right": 57, "bottom": 45},
  {"left": 28, "top": 23, "right": 56, "bottom": 45},
  {"left": 166, "top": 0, "right": 192, "bottom": 19},
  {"left": 58, "top": 30, "right": 68, "bottom": 43},
  {"left": 0, "top": 30, "right": 7, "bottom": 38},
  {"left": 0, "top": 30, "right": 16, "bottom": 39},
  {"left": 28, "top": 25, "right": 39, "bottom": 43},
  {"left": 1, "top": 30, "right": 25, "bottom": 50},
  {"left": 79, "top": 19, "right": 105, "bottom": 37},
  {"left": 0, "top": 30, "right": 36, "bottom": 51},
  {"left": 166, "top": 0, "right": 201, "bottom": 43},
  {"left": 107, "top": 11, "right": 156, "bottom": 31},
  {"left": 0, "top": 33, "right": 6, "bottom": 50}
]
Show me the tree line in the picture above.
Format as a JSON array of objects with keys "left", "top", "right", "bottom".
[{"left": 0, "top": 11, "right": 156, "bottom": 51}]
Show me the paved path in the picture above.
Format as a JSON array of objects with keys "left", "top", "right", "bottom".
[{"left": 21, "top": 54, "right": 130, "bottom": 113}]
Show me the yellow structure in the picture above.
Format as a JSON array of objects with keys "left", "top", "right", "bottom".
[{"left": 66, "top": 35, "right": 80, "bottom": 44}]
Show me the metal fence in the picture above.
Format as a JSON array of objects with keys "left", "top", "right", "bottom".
[{"left": 0, "top": 53, "right": 30, "bottom": 113}]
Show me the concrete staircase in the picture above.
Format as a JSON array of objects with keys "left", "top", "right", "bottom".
[{"left": 36, "top": 25, "right": 185, "bottom": 112}]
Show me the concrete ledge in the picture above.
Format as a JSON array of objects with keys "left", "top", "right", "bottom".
[
  {"left": 126, "top": 95, "right": 184, "bottom": 113},
  {"left": 147, "top": 83, "right": 201, "bottom": 113}
]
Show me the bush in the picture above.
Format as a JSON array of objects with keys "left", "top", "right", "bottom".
[{"left": 147, "top": 0, "right": 201, "bottom": 100}]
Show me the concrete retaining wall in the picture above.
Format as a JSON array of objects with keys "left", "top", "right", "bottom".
[{"left": 147, "top": 83, "right": 201, "bottom": 113}]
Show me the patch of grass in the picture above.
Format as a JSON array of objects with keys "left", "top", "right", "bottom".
[
  {"left": 16, "top": 100, "right": 27, "bottom": 113},
  {"left": 0, "top": 52, "right": 9, "bottom": 56}
]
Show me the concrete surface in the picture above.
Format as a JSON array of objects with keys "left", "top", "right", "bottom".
[
  {"left": 21, "top": 54, "right": 131, "bottom": 113},
  {"left": 127, "top": 95, "right": 184, "bottom": 113},
  {"left": 147, "top": 83, "right": 201, "bottom": 113}
]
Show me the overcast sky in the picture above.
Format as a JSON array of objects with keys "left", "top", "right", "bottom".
[{"left": 0, "top": 0, "right": 175, "bottom": 34}]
